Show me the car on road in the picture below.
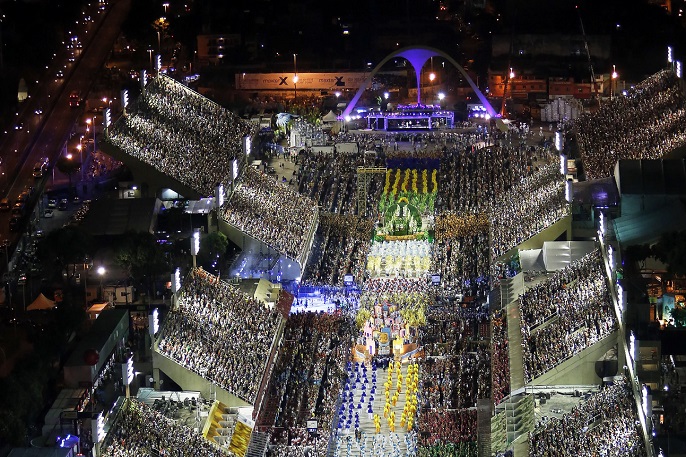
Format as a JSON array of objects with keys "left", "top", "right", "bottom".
[
  {"left": 11, "top": 202, "right": 25, "bottom": 216},
  {"left": 9, "top": 216, "right": 21, "bottom": 232},
  {"left": 34, "top": 107, "right": 43, "bottom": 115},
  {"left": 58, "top": 199, "right": 68, "bottom": 211},
  {"left": 68, "top": 52, "right": 76, "bottom": 62},
  {"left": 47, "top": 198, "right": 57, "bottom": 209},
  {"left": 14, "top": 122, "right": 24, "bottom": 130},
  {"left": 0, "top": 198, "right": 10, "bottom": 211},
  {"left": 56, "top": 70, "right": 64, "bottom": 79},
  {"left": 43, "top": 209, "right": 54, "bottom": 218}
]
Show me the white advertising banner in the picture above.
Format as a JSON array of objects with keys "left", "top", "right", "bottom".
[{"left": 235, "top": 72, "right": 369, "bottom": 90}]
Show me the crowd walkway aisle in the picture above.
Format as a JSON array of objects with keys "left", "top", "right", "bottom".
[{"left": 331, "top": 360, "right": 418, "bottom": 457}]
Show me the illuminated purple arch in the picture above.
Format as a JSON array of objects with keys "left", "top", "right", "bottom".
[{"left": 342, "top": 45, "right": 497, "bottom": 118}]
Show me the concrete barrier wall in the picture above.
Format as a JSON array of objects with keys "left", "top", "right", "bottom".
[
  {"left": 100, "top": 141, "right": 203, "bottom": 200},
  {"left": 152, "top": 349, "right": 251, "bottom": 408},
  {"left": 529, "top": 331, "right": 622, "bottom": 386},
  {"left": 497, "top": 215, "right": 572, "bottom": 262}
]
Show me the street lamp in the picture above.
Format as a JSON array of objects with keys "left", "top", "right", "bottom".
[
  {"left": 86, "top": 117, "right": 96, "bottom": 152},
  {"left": 77, "top": 144, "right": 83, "bottom": 181},
  {"left": 97, "top": 266, "right": 105, "bottom": 300},
  {"left": 293, "top": 74, "right": 299, "bottom": 102},
  {"left": 148, "top": 48, "right": 153, "bottom": 71},
  {"left": 611, "top": 65, "right": 619, "bottom": 100}
]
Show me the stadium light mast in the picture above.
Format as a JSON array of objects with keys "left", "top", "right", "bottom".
[
  {"left": 191, "top": 230, "right": 200, "bottom": 268},
  {"left": 293, "top": 53, "right": 298, "bottom": 102},
  {"left": 215, "top": 183, "right": 224, "bottom": 233}
]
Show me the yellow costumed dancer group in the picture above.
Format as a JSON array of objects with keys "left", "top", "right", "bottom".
[{"left": 380, "top": 360, "right": 420, "bottom": 434}]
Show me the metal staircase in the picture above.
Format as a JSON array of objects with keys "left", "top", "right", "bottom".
[{"left": 245, "top": 430, "right": 270, "bottom": 457}]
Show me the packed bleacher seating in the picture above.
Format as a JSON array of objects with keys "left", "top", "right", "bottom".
[
  {"left": 491, "top": 311, "right": 510, "bottom": 407},
  {"left": 420, "top": 350, "right": 490, "bottom": 410},
  {"left": 489, "top": 162, "right": 569, "bottom": 260},
  {"left": 575, "top": 69, "right": 686, "bottom": 180},
  {"left": 222, "top": 166, "right": 319, "bottom": 261},
  {"left": 105, "top": 74, "right": 257, "bottom": 196},
  {"left": 417, "top": 409, "right": 477, "bottom": 447},
  {"left": 302, "top": 213, "right": 372, "bottom": 286},
  {"left": 437, "top": 142, "right": 537, "bottom": 213},
  {"left": 266, "top": 312, "right": 355, "bottom": 457},
  {"left": 101, "top": 398, "right": 232, "bottom": 457},
  {"left": 416, "top": 442, "right": 478, "bottom": 457},
  {"left": 529, "top": 378, "right": 646, "bottom": 457},
  {"left": 296, "top": 151, "right": 384, "bottom": 215},
  {"left": 156, "top": 268, "right": 282, "bottom": 403},
  {"left": 102, "top": 90, "right": 653, "bottom": 457},
  {"left": 433, "top": 213, "right": 490, "bottom": 297},
  {"left": 518, "top": 250, "right": 618, "bottom": 382}
]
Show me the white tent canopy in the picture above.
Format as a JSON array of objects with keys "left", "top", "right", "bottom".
[
  {"left": 322, "top": 110, "right": 338, "bottom": 123},
  {"left": 27, "top": 293, "right": 56, "bottom": 311}
]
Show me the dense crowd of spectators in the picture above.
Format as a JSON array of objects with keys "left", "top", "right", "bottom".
[
  {"left": 489, "top": 162, "right": 569, "bottom": 260},
  {"left": 575, "top": 69, "right": 686, "bottom": 180},
  {"left": 101, "top": 399, "right": 232, "bottom": 457},
  {"left": 222, "top": 166, "right": 319, "bottom": 261},
  {"left": 432, "top": 213, "right": 490, "bottom": 297},
  {"left": 81, "top": 60, "right": 671, "bottom": 457},
  {"left": 518, "top": 251, "right": 618, "bottom": 382},
  {"left": 420, "top": 350, "right": 490, "bottom": 410},
  {"left": 412, "top": 304, "right": 489, "bottom": 449},
  {"left": 157, "top": 268, "right": 282, "bottom": 403},
  {"left": 416, "top": 442, "right": 478, "bottom": 457},
  {"left": 529, "top": 378, "right": 646, "bottom": 457},
  {"left": 437, "top": 142, "right": 538, "bottom": 213},
  {"left": 417, "top": 409, "right": 477, "bottom": 447},
  {"left": 491, "top": 311, "right": 510, "bottom": 407},
  {"left": 267, "top": 312, "right": 355, "bottom": 457},
  {"left": 303, "top": 214, "right": 373, "bottom": 286},
  {"left": 295, "top": 150, "right": 383, "bottom": 215},
  {"left": 519, "top": 250, "right": 604, "bottom": 328},
  {"left": 335, "top": 128, "right": 483, "bottom": 157},
  {"left": 106, "top": 74, "right": 257, "bottom": 196}
]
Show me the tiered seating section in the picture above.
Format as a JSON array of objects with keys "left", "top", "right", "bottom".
[
  {"left": 106, "top": 74, "right": 257, "bottom": 196},
  {"left": 518, "top": 250, "right": 617, "bottom": 382},
  {"left": 221, "top": 166, "right": 319, "bottom": 262},
  {"left": 157, "top": 268, "right": 282, "bottom": 403}
]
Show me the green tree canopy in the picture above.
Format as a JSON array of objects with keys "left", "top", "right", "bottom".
[
  {"left": 36, "top": 226, "right": 92, "bottom": 282},
  {"left": 55, "top": 155, "right": 81, "bottom": 190},
  {"left": 670, "top": 307, "right": 686, "bottom": 327},
  {"left": 115, "top": 231, "right": 169, "bottom": 298},
  {"left": 197, "top": 231, "right": 230, "bottom": 274},
  {"left": 653, "top": 231, "right": 686, "bottom": 276}
]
